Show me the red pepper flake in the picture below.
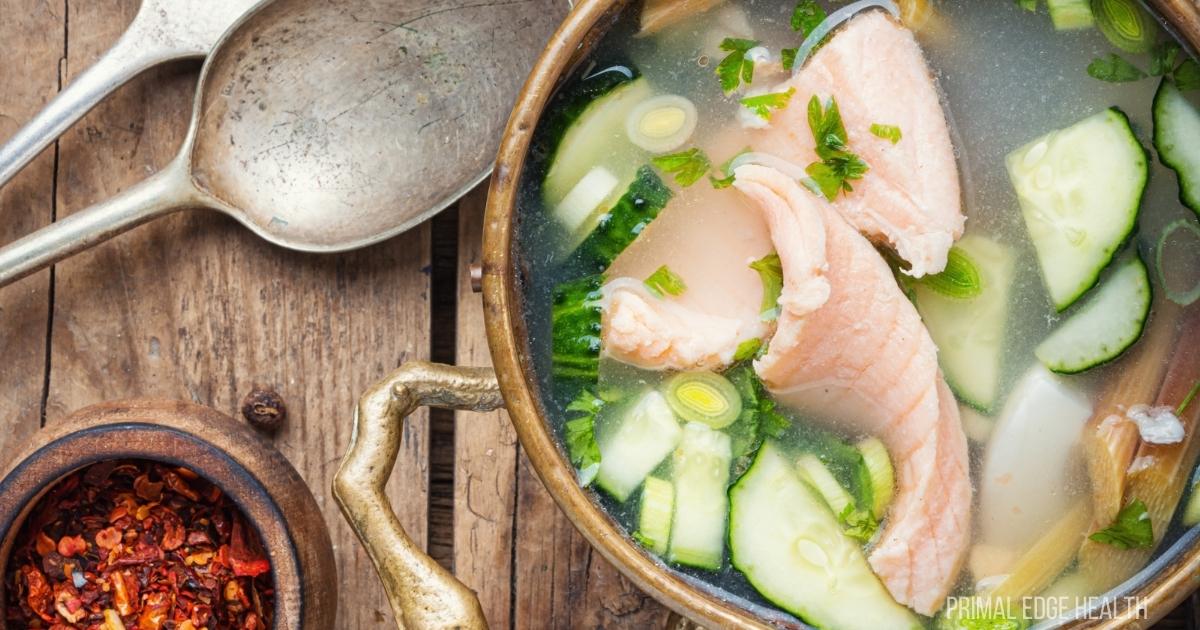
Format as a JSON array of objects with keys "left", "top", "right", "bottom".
[
  {"left": 133, "top": 473, "right": 164, "bottom": 502},
  {"left": 95, "top": 526, "right": 122, "bottom": 550},
  {"left": 56, "top": 534, "right": 87, "bottom": 558},
  {"left": 229, "top": 518, "right": 271, "bottom": 578},
  {"left": 35, "top": 531, "right": 56, "bottom": 556},
  {"left": 4, "top": 460, "right": 274, "bottom": 628}
]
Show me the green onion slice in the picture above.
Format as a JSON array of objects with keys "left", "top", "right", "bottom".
[
  {"left": 1156, "top": 218, "right": 1200, "bottom": 306},
  {"left": 661, "top": 371, "right": 742, "bottom": 429}
]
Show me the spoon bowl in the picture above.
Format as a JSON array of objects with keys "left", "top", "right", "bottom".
[
  {"left": 0, "top": 0, "right": 567, "bottom": 284},
  {"left": 0, "top": 0, "right": 260, "bottom": 190}
]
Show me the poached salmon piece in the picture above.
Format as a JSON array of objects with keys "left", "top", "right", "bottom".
[
  {"left": 751, "top": 10, "right": 964, "bottom": 277},
  {"left": 736, "top": 164, "right": 970, "bottom": 615},
  {"left": 602, "top": 180, "right": 773, "bottom": 371}
]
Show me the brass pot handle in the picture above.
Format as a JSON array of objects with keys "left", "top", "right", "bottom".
[{"left": 334, "top": 361, "right": 503, "bottom": 629}]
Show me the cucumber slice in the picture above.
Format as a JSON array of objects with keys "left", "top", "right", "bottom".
[
  {"left": 1154, "top": 79, "right": 1200, "bottom": 217},
  {"left": 1007, "top": 108, "right": 1147, "bottom": 311},
  {"left": 667, "top": 423, "right": 731, "bottom": 570},
  {"left": 572, "top": 166, "right": 674, "bottom": 272},
  {"left": 595, "top": 391, "right": 683, "bottom": 502},
  {"left": 544, "top": 78, "right": 654, "bottom": 230},
  {"left": 797, "top": 453, "right": 855, "bottom": 515},
  {"left": 729, "top": 443, "right": 920, "bottom": 630},
  {"left": 636, "top": 476, "right": 674, "bottom": 555},
  {"left": 857, "top": 437, "right": 895, "bottom": 520},
  {"left": 1048, "top": 0, "right": 1095, "bottom": 29},
  {"left": 914, "top": 234, "right": 1017, "bottom": 411},
  {"left": 1035, "top": 255, "right": 1151, "bottom": 374},
  {"left": 1183, "top": 479, "right": 1200, "bottom": 527}
]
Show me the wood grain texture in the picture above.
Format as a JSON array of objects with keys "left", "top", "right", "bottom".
[
  {"left": 0, "top": 0, "right": 63, "bottom": 453},
  {"left": 454, "top": 187, "right": 518, "bottom": 629},
  {"left": 38, "top": 2, "right": 433, "bottom": 626},
  {"left": 512, "top": 449, "right": 673, "bottom": 629}
]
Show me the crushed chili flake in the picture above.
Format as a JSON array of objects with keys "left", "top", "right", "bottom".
[{"left": 5, "top": 460, "right": 274, "bottom": 629}]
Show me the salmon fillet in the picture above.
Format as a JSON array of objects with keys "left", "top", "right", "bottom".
[
  {"left": 600, "top": 277, "right": 761, "bottom": 371},
  {"left": 736, "top": 164, "right": 970, "bottom": 615},
  {"left": 751, "top": 10, "right": 964, "bottom": 277},
  {"left": 602, "top": 182, "right": 772, "bottom": 371}
]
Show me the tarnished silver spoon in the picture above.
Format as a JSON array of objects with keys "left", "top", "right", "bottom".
[
  {"left": 0, "top": 0, "right": 261, "bottom": 190},
  {"left": 0, "top": 0, "right": 566, "bottom": 286}
]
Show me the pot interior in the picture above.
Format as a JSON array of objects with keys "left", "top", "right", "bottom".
[{"left": 494, "top": 0, "right": 1200, "bottom": 627}]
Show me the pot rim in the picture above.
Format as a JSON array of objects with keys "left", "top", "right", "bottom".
[{"left": 481, "top": 1, "right": 1200, "bottom": 627}]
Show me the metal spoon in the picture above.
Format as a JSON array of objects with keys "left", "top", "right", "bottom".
[
  {"left": 0, "top": 0, "right": 566, "bottom": 286},
  {"left": 0, "top": 0, "right": 260, "bottom": 190}
]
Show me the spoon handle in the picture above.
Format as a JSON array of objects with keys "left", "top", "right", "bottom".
[
  {"left": 0, "top": 12, "right": 194, "bottom": 191},
  {"left": 0, "top": 163, "right": 196, "bottom": 287}
]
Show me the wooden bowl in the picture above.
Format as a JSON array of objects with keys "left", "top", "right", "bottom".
[{"left": 0, "top": 399, "right": 336, "bottom": 629}]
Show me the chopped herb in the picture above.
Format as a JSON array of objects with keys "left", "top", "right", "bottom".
[
  {"left": 1088, "top": 499, "right": 1153, "bottom": 549},
  {"left": 1087, "top": 53, "right": 1147, "bottom": 83},
  {"left": 791, "top": 0, "right": 827, "bottom": 37},
  {"left": 1150, "top": 41, "right": 1181, "bottom": 76},
  {"left": 733, "top": 338, "right": 763, "bottom": 362},
  {"left": 869, "top": 123, "right": 903, "bottom": 144},
  {"left": 919, "top": 246, "right": 983, "bottom": 299},
  {"left": 709, "top": 147, "right": 751, "bottom": 189},
  {"left": 1179, "top": 380, "right": 1200, "bottom": 416},
  {"left": 709, "top": 172, "right": 736, "bottom": 189},
  {"left": 644, "top": 265, "right": 687, "bottom": 298},
  {"left": 716, "top": 38, "right": 759, "bottom": 93},
  {"left": 749, "top": 252, "right": 784, "bottom": 320},
  {"left": 781, "top": 47, "right": 799, "bottom": 71},
  {"left": 805, "top": 95, "right": 869, "bottom": 200},
  {"left": 1175, "top": 59, "right": 1200, "bottom": 91},
  {"left": 741, "top": 87, "right": 797, "bottom": 121},
  {"left": 564, "top": 389, "right": 605, "bottom": 485},
  {"left": 652, "top": 148, "right": 712, "bottom": 187},
  {"left": 1017, "top": 0, "right": 1038, "bottom": 11},
  {"left": 838, "top": 504, "right": 878, "bottom": 543}
]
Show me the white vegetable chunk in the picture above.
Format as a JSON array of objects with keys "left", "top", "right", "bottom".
[{"left": 979, "top": 365, "right": 1092, "bottom": 551}]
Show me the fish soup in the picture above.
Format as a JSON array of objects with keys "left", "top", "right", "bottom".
[{"left": 513, "top": 0, "right": 1200, "bottom": 626}]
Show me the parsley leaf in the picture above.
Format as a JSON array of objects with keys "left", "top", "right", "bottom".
[
  {"left": 741, "top": 87, "right": 797, "bottom": 121},
  {"left": 791, "top": 0, "right": 827, "bottom": 37},
  {"left": 733, "top": 338, "right": 763, "bottom": 362},
  {"left": 1089, "top": 499, "right": 1153, "bottom": 549},
  {"left": 644, "top": 265, "right": 687, "bottom": 298},
  {"left": 652, "top": 148, "right": 712, "bottom": 187},
  {"left": 1175, "top": 59, "right": 1200, "bottom": 91},
  {"left": 1016, "top": 0, "right": 1038, "bottom": 11},
  {"left": 781, "top": 47, "right": 799, "bottom": 71},
  {"left": 838, "top": 504, "right": 879, "bottom": 543},
  {"left": 1088, "top": 54, "right": 1147, "bottom": 83},
  {"left": 803, "top": 99, "right": 870, "bottom": 200},
  {"left": 1150, "top": 41, "right": 1181, "bottom": 76},
  {"left": 709, "top": 147, "right": 751, "bottom": 189},
  {"left": 564, "top": 389, "right": 605, "bottom": 485},
  {"left": 716, "top": 38, "right": 759, "bottom": 93},
  {"left": 870, "top": 123, "right": 902, "bottom": 144},
  {"left": 749, "top": 252, "right": 784, "bottom": 321}
]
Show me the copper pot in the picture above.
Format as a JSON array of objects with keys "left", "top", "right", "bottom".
[{"left": 333, "top": 1, "right": 1200, "bottom": 628}]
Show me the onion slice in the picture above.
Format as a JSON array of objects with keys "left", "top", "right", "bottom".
[
  {"left": 729, "top": 151, "right": 810, "bottom": 181},
  {"left": 1156, "top": 218, "right": 1200, "bottom": 306},
  {"left": 791, "top": 0, "right": 900, "bottom": 73}
]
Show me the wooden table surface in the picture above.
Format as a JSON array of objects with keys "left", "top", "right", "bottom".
[
  {"left": 0, "top": 2, "right": 1196, "bottom": 629},
  {"left": 0, "top": 1, "right": 672, "bottom": 628}
]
